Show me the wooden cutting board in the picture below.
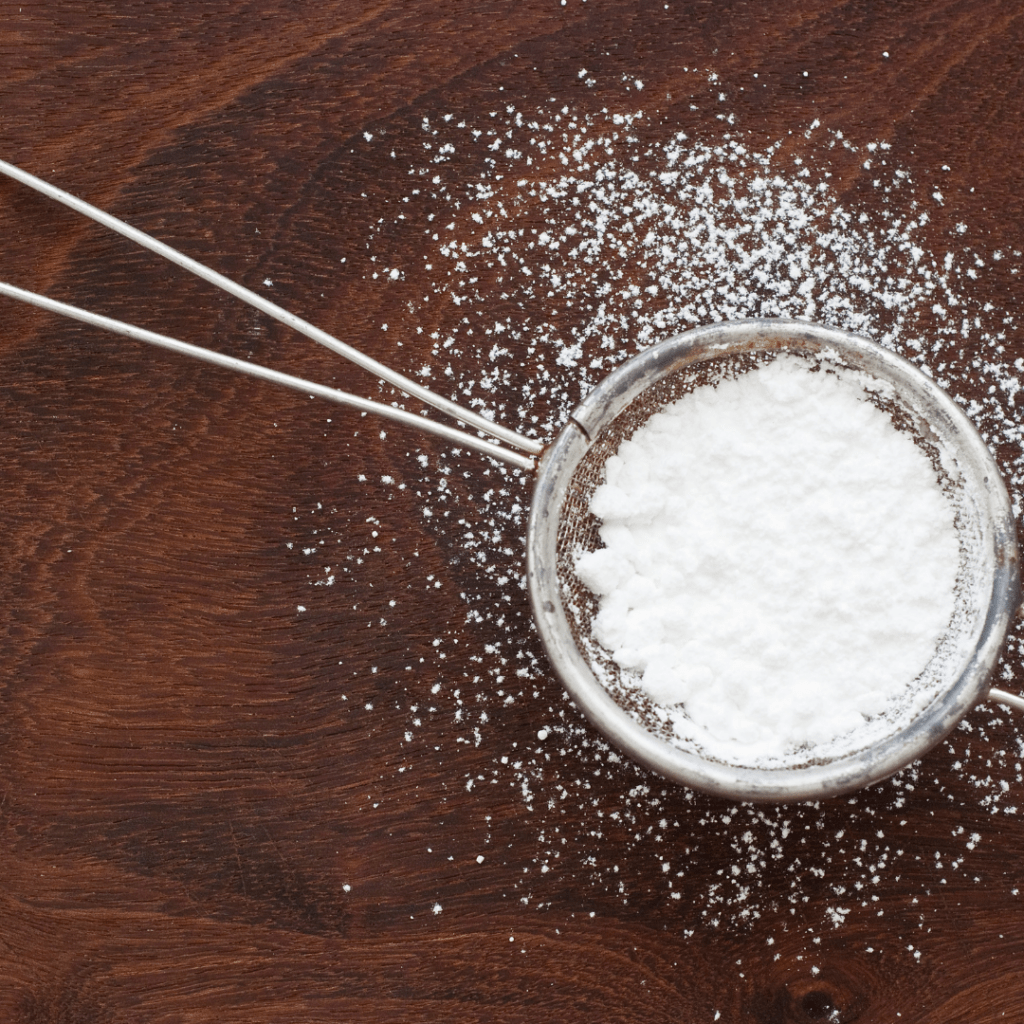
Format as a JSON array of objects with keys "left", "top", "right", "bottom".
[{"left": 1, "top": 2, "right": 1022, "bottom": 1020}]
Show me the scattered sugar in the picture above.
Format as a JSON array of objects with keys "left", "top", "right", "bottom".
[
  {"left": 576, "top": 355, "right": 961, "bottom": 765},
  {"left": 276, "top": 67, "right": 1024, "bottom": 943}
]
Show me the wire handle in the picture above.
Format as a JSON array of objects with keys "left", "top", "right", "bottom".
[
  {"left": 0, "top": 280, "right": 537, "bottom": 471},
  {"left": 988, "top": 687, "right": 1024, "bottom": 713},
  {"left": 0, "top": 158, "right": 544, "bottom": 460}
]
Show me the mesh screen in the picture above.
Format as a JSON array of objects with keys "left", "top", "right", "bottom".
[{"left": 551, "top": 350, "right": 983, "bottom": 769}]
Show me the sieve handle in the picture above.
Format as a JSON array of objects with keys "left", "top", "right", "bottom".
[
  {"left": 0, "top": 157, "right": 544, "bottom": 459},
  {"left": 987, "top": 687, "right": 1024, "bottom": 713},
  {"left": 0, "top": 281, "right": 537, "bottom": 472}
]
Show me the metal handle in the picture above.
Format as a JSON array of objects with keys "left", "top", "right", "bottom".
[
  {"left": 0, "top": 157, "right": 544, "bottom": 461},
  {"left": 987, "top": 687, "right": 1024, "bottom": 713},
  {"left": 0, "top": 281, "right": 537, "bottom": 471}
]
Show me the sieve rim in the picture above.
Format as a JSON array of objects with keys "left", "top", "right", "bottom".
[{"left": 526, "top": 318, "right": 1021, "bottom": 803}]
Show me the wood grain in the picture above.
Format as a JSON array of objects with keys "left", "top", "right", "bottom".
[{"left": 2, "top": 2, "right": 1024, "bottom": 1021}]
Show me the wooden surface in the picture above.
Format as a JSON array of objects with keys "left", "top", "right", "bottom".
[{"left": 2, "top": 2, "right": 1024, "bottom": 1021}]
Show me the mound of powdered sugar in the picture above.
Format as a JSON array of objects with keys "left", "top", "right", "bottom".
[{"left": 575, "top": 355, "right": 962, "bottom": 764}]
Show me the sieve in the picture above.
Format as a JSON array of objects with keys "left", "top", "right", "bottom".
[
  {"left": 528, "top": 319, "right": 1021, "bottom": 801},
  {"left": 2, "top": 159, "right": 1021, "bottom": 803}
]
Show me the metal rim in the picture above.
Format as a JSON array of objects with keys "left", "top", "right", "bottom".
[{"left": 526, "top": 319, "right": 1021, "bottom": 802}]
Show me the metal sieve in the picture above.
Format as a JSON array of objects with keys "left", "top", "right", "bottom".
[
  {"left": 527, "top": 319, "right": 1021, "bottom": 802},
  {"left": 2, "top": 160, "right": 1021, "bottom": 803}
]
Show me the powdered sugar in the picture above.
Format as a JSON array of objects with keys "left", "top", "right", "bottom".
[
  {"left": 283, "top": 67, "right": 1024, "bottom": 942},
  {"left": 576, "top": 354, "right": 961, "bottom": 765}
]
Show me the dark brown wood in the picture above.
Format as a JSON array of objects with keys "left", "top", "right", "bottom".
[{"left": 2, "top": 2, "right": 1024, "bottom": 1021}]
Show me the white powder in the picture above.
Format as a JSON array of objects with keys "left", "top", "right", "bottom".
[
  {"left": 295, "top": 67, "right": 1024, "bottom": 935},
  {"left": 576, "top": 355, "right": 961, "bottom": 764}
]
